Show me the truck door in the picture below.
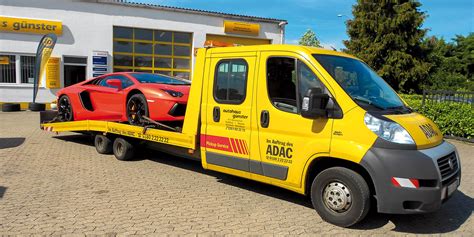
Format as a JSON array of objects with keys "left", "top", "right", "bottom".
[
  {"left": 255, "top": 52, "right": 333, "bottom": 188},
  {"left": 203, "top": 55, "right": 256, "bottom": 177}
]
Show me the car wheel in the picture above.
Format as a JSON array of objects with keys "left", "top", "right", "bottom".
[
  {"left": 58, "top": 95, "right": 74, "bottom": 122},
  {"left": 126, "top": 94, "right": 149, "bottom": 126},
  {"left": 311, "top": 167, "right": 371, "bottom": 227}
]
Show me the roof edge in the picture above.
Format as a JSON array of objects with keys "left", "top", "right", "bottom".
[{"left": 94, "top": 0, "right": 287, "bottom": 24}]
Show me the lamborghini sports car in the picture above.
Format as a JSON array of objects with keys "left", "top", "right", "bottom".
[{"left": 56, "top": 72, "right": 190, "bottom": 125}]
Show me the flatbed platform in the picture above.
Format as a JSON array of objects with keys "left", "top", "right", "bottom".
[{"left": 40, "top": 112, "right": 197, "bottom": 150}]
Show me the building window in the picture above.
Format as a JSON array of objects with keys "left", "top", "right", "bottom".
[
  {"left": 0, "top": 55, "right": 17, "bottom": 83},
  {"left": 0, "top": 54, "right": 43, "bottom": 85},
  {"left": 113, "top": 26, "right": 193, "bottom": 80},
  {"left": 214, "top": 59, "right": 248, "bottom": 104},
  {"left": 20, "top": 56, "right": 36, "bottom": 83}
]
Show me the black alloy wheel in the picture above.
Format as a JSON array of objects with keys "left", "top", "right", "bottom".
[
  {"left": 126, "top": 94, "right": 149, "bottom": 126},
  {"left": 58, "top": 95, "right": 73, "bottom": 122}
]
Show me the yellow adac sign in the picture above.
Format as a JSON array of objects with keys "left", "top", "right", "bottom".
[
  {"left": 0, "top": 16, "right": 62, "bottom": 35},
  {"left": 224, "top": 21, "right": 260, "bottom": 36},
  {"left": 0, "top": 56, "right": 9, "bottom": 65},
  {"left": 46, "top": 57, "right": 60, "bottom": 89}
]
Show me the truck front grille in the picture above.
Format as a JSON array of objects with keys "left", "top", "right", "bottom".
[{"left": 437, "top": 152, "right": 458, "bottom": 181}]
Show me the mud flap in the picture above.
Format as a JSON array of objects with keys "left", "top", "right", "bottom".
[{"left": 40, "top": 110, "right": 59, "bottom": 126}]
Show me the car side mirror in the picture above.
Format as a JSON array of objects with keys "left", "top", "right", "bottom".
[
  {"left": 301, "top": 88, "right": 330, "bottom": 119},
  {"left": 107, "top": 79, "right": 122, "bottom": 91}
]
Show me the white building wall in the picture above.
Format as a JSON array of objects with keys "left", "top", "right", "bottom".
[{"left": 0, "top": 0, "right": 283, "bottom": 103}]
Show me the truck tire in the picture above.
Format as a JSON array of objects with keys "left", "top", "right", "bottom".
[
  {"left": 310, "top": 167, "right": 370, "bottom": 227},
  {"left": 95, "top": 134, "right": 113, "bottom": 154},
  {"left": 113, "top": 137, "right": 135, "bottom": 161},
  {"left": 28, "top": 102, "right": 46, "bottom": 111},
  {"left": 2, "top": 103, "right": 21, "bottom": 112}
]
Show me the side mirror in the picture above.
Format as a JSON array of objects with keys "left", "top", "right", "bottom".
[
  {"left": 301, "top": 88, "right": 330, "bottom": 119},
  {"left": 106, "top": 79, "right": 122, "bottom": 90}
]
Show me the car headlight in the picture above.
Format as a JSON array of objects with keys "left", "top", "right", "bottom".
[
  {"left": 364, "top": 113, "right": 414, "bottom": 144},
  {"left": 161, "top": 89, "right": 183, "bottom": 97}
]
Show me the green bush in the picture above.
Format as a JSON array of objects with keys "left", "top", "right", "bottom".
[{"left": 400, "top": 94, "right": 474, "bottom": 139}]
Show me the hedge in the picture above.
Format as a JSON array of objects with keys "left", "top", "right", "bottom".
[{"left": 400, "top": 94, "right": 474, "bottom": 139}]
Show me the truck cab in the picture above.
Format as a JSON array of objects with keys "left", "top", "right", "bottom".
[{"left": 190, "top": 45, "right": 460, "bottom": 227}]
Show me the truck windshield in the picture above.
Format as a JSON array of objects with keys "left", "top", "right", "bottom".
[
  {"left": 131, "top": 73, "right": 191, "bottom": 85},
  {"left": 313, "top": 54, "right": 406, "bottom": 111}
]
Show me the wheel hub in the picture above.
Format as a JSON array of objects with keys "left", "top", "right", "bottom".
[
  {"left": 323, "top": 181, "right": 352, "bottom": 212},
  {"left": 128, "top": 98, "right": 146, "bottom": 125}
]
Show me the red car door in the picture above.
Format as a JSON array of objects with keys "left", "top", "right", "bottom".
[{"left": 87, "top": 76, "right": 126, "bottom": 121}]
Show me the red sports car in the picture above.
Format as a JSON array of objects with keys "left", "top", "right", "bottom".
[{"left": 56, "top": 72, "right": 190, "bottom": 125}]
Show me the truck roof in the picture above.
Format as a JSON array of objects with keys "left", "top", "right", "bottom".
[{"left": 206, "top": 44, "right": 359, "bottom": 60}]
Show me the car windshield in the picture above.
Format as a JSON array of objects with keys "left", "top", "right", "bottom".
[
  {"left": 131, "top": 73, "right": 191, "bottom": 85},
  {"left": 313, "top": 54, "right": 405, "bottom": 111}
]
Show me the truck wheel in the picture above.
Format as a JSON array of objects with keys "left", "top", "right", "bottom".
[
  {"left": 310, "top": 167, "right": 370, "bottom": 227},
  {"left": 113, "top": 137, "right": 135, "bottom": 161},
  {"left": 95, "top": 134, "right": 113, "bottom": 154}
]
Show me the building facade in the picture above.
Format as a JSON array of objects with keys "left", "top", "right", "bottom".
[{"left": 0, "top": 0, "right": 286, "bottom": 105}]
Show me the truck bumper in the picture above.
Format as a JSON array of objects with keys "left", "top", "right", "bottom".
[{"left": 360, "top": 140, "right": 461, "bottom": 214}]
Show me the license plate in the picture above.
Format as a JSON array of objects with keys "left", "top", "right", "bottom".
[{"left": 447, "top": 178, "right": 459, "bottom": 197}]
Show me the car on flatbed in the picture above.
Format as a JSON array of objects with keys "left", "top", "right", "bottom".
[
  {"left": 56, "top": 72, "right": 190, "bottom": 125},
  {"left": 41, "top": 44, "right": 461, "bottom": 227}
]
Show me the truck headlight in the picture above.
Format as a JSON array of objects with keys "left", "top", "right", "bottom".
[{"left": 364, "top": 113, "right": 414, "bottom": 145}]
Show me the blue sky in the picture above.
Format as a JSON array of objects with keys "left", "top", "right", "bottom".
[{"left": 134, "top": 0, "right": 473, "bottom": 49}]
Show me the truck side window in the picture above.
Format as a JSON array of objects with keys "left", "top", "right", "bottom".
[
  {"left": 267, "top": 57, "right": 297, "bottom": 113},
  {"left": 214, "top": 59, "right": 248, "bottom": 104},
  {"left": 297, "top": 60, "right": 324, "bottom": 104}
]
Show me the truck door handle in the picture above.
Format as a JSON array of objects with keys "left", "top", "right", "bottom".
[
  {"left": 260, "top": 110, "right": 269, "bottom": 128},
  {"left": 213, "top": 106, "right": 220, "bottom": 122}
]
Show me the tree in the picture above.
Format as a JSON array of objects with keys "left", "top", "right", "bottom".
[
  {"left": 344, "top": 0, "right": 431, "bottom": 93},
  {"left": 299, "top": 29, "right": 321, "bottom": 47},
  {"left": 452, "top": 33, "right": 474, "bottom": 82},
  {"left": 424, "top": 33, "right": 474, "bottom": 91}
]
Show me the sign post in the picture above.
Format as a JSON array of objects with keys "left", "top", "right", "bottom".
[{"left": 30, "top": 33, "right": 57, "bottom": 111}]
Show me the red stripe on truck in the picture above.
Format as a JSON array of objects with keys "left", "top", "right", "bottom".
[{"left": 201, "top": 134, "right": 249, "bottom": 155}]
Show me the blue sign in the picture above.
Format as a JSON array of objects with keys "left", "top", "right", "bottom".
[
  {"left": 93, "top": 56, "right": 107, "bottom": 65},
  {"left": 93, "top": 67, "right": 108, "bottom": 72},
  {"left": 92, "top": 51, "right": 109, "bottom": 76},
  {"left": 93, "top": 73, "right": 106, "bottom": 77}
]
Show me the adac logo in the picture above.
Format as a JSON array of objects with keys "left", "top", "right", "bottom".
[{"left": 419, "top": 123, "right": 438, "bottom": 139}]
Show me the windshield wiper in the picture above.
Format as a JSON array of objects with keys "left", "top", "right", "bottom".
[{"left": 352, "top": 96, "right": 385, "bottom": 110}]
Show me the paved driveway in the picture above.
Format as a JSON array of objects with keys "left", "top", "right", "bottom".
[{"left": 0, "top": 112, "right": 473, "bottom": 235}]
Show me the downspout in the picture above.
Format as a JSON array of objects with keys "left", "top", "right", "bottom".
[{"left": 278, "top": 21, "right": 288, "bottom": 44}]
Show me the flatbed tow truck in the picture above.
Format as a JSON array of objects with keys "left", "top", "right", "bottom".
[{"left": 40, "top": 44, "right": 461, "bottom": 227}]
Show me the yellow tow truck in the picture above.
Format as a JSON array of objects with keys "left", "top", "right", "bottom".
[{"left": 41, "top": 44, "right": 461, "bottom": 227}]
